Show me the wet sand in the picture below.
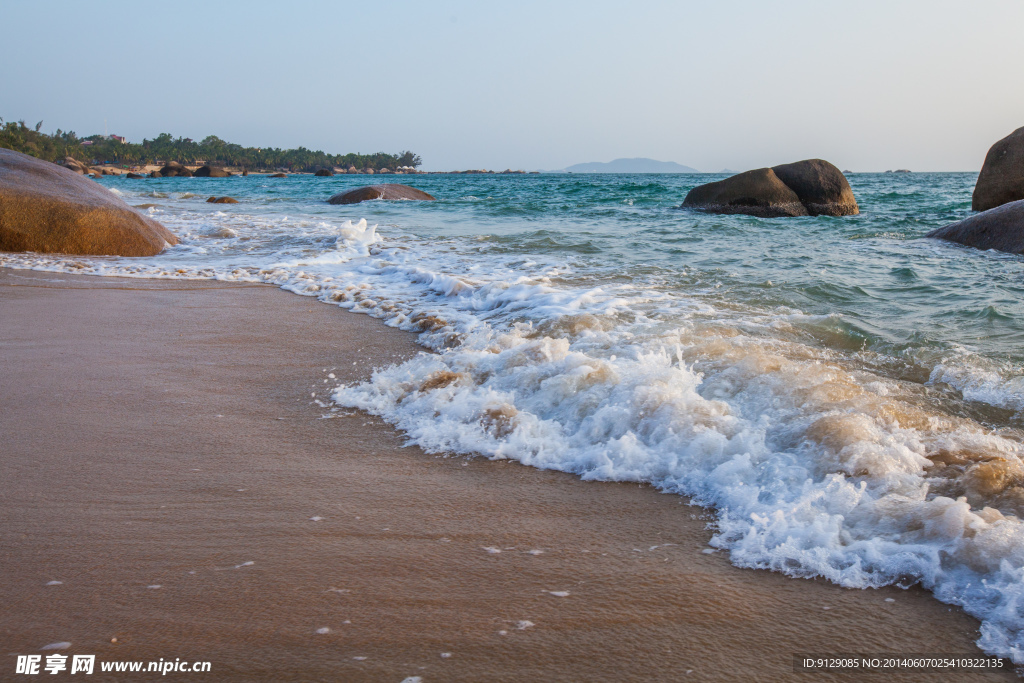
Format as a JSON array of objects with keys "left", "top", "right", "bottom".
[{"left": 0, "top": 268, "right": 1015, "bottom": 682}]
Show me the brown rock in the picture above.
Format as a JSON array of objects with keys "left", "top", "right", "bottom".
[
  {"left": 194, "top": 165, "right": 231, "bottom": 178},
  {"left": 346, "top": 166, "right": 358, "bottom": 174},
  {"left": 973, "top": 127, "right": 1024, "bottom": 212},
  {"left": 770, "top": 159, "right": 859, "bottom": 216},
  {"left": 149, "top": 171, "right": 162, "bottom": 178},
  {"left": 126, "top": 173, "right": 144, "bottom": 179},
  {"left": 314, "top": 169, "right": 334, "bottom": 177},
  {"left": 327, "top": 184, "right": 436, "bottom": 205},
  {"left": 269, "top": 173, "right": 288, "bottom": 178},
  {"left": 364, "top": 168, "right": 376, "bottom": 175},
  {"left": 206, "top": 196, "right": 239, "bottom": 204},
  {"left": 0, "top": 148, "right": 178, "bottom": 256},
  {"left": 926, "top": 199, "right": 1024, "bottom": 254},
  {"left": 159, "top": 162, "right": 193, "bottom": 178},
  {"left": 242, "top": 170, "right": 249, "bottom": 177},
  {"left": 62, "top": 157, "right": 89, "bottom": 174},
  {"left": 681, "top": 168, "right": 808, "bottom": 217}
]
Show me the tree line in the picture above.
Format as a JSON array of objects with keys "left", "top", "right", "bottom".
[{"left": 0, "top": 119, "right": 422, "bottom": 172}]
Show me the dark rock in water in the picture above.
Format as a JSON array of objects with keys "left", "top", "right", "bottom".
[
  {"left": 327, "top": 184, "right": 436, "bottom": 205},
  {"left": 681, "top": 168, "right": 808, "bottom": 217},
  {"left": 770, "top": 159, "right": 859, "bottom": 216},
  {"left": 926, "top": 199, "right": 1024, "bottom": 254},
  {"left": 159, "top": 162, "right": 192, "bottom": 178},
  {"left": 973, "top": 127, "right": 1024, "bottom": 212},
  {"left": 206, "top": 196, "right": 239, "bottom": 204},
  {"left": 242, "top": 170, "right": 249, "bottom": 176},
  {"left": 894, "top": 169, "right": 911, "bottom": 173},
  {"left": 149, "top": 171, "right": 162, "bottom": 178},
  {"left": 126, "top": 172, "right": 144, "bottom": 179},
  {"left": 269, "top": 173, "right": 287, "bottom": 178},
  {"left": 0, "top": 148, "right": 177, "bottom": 256},
  {"left": 194, "top": 165, "right": 231, "bottom": 178},
  {"left": 314, "top": 169, "right": 334, "bottom": 177}
]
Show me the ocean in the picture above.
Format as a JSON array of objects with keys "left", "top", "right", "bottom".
[{"left": 5, "top": 171, "right": 1024, "bottom": 662}]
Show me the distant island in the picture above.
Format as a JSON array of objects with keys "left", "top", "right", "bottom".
[
  {"left": 561, "top": 158, "right": 700, "bottom": 173},
  {"left": 0, "top": 118, "right": 421, "bottom": 173}
]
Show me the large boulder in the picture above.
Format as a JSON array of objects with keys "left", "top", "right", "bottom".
[
  {"left": 973, "top": 127, "right": 1024, "bottom": 212},
  {"left": 206, "top": 196, "right": 239, "bottom": 204},
  {"left": 61, "top": 157, "right": 90, "bottom": 174},
  {"left": 269, "top": 173, "right": 288, "bottom": 178},
  {"left": 0, "top": 148, "right": 177, "bottom": 256},
  {"left": 159, "top": 161, "right": 193, "bottom": 178},
  {"left": 681, "top": 168, "right": 808, "bottom": 217},
  {"left": 314, "top": 168, "right": 334, "bottom": 177},
  {"left": 926, "top": 199, "right": 1024, "bottom": 254},
  {"left": 771, "top": 159, "right": 858, "bottom": 216},
  {"left": 327, "top": 184, "right": 436, "bottom": 205},
  {"left": 193, "top": 165, "right": 231, "bottom": 178},
  {"left": 682, "top": 160, "right": 858, "bottom": 217}
]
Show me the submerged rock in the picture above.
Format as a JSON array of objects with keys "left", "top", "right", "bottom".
[
  {"left": 206, "top": 196, "right": 239, "bottom": 204},
  {"left": 682, "top": 159, "right": 857, "bottom": 217},
  {"left": 193, "top": 165, "right": 231, "bottom": 178},
  {"left": 973, "top": 127, "right": 1024, "bottom": 212},
  {"left": 681, "top": 168, "right": 807, "bottom": 217},
  {"left": 0, "top": 148, "right": 177, "bottom": 256},
  {"left": 926, "top": 199, "right": 1024, "bottom": 255},
  {"left": 327, "top": 184, "right": 436, "bottom": 205},
  {"left": 770, "top": 159, "right": 859, "bottom": 216},
  {"left": 158, "top": 162, "right": 192, "bottom": 178},
  {"left": 126, "top": 172, "right": 144, "bottom": 179},
  {"left": 314, "top": 169, "right": 334, "bottom": 177},
  {"left": 269, "top": 173, "right": 287, "bottom": 178}
]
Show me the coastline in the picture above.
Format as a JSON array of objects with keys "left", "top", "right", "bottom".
[{"left": 0, "top": 267, "right": 1014, "bottom": 682}]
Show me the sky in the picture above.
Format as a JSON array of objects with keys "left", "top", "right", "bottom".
[{"left": 3, "top": 0, "right": 1023, "bottom": 172}]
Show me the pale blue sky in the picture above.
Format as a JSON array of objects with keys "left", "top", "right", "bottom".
[{"left": 3, "top": 0, "right": 1022, "bottom": 171}]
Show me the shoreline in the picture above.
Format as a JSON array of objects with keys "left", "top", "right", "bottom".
[{"left": 0, "top": 267, "right": 1014, "bottom": 682}]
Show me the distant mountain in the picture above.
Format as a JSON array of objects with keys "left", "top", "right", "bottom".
[{"left": 562, "top": 157, "right": 700, "bottom": 173}]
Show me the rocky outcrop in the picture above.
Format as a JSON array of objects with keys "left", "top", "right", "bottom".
[
  {"left": 242, "top": 170, "right": 249, "bottom": 176},
  {"left": 346, "top": 166, "right": 358, "bottom": 174},
  {"left": 770, "top": 159, "right": 859, "bottom": 216},
  {"left": 327, "top": 184, "right": 436, "bottom": 205},
  {"left": 314, "top": 169, "right": 334, "bottom": 177},
  {"left": 269, "top": 173, "right": 287, "bottom": 178},
  {"left": 682, "top": 159, "right": 858, "bottom": 217},
  {"left": 926, "top": 200, "right": 1024, "bottom": 254},
  {"left": 0, "top": 148, "right": 177, "bottom": 256},
  {"left": 61, "top": 157, "right": 90, "bottom": 174},
  {"left": 206, "top": 196, "right": 239, "bottom": 204},
  {"left": 193, "top": 165, "right": 231, "bottom": 178},
  {"left": 682, "top": 168, "right": 808, "bottom": 217},
  {"left": 973, "top": 127, "right": 1024, "bottom": 212},
  {"left": 158, "top": 162, "right": 192, "bottom": 178},
  {"left": 126, "top": 173, "right": 144, "bottom": 179}
]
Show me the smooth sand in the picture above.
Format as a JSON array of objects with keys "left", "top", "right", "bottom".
[{"left": 0, "top": 268, "right": 1014, "bottom": 682}]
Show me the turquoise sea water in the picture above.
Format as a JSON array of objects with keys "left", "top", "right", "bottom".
[{"left": 5, "top": 171, "right": 1024, "bottom": 661}]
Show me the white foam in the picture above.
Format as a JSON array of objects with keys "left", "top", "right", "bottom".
[{"left": 7, "top": 188, "right": 1024, "bottom": 664}]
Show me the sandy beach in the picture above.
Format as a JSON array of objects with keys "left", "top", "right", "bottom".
[{"left": 0, "top": 267, "right": 1015, "bottom": 682}]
